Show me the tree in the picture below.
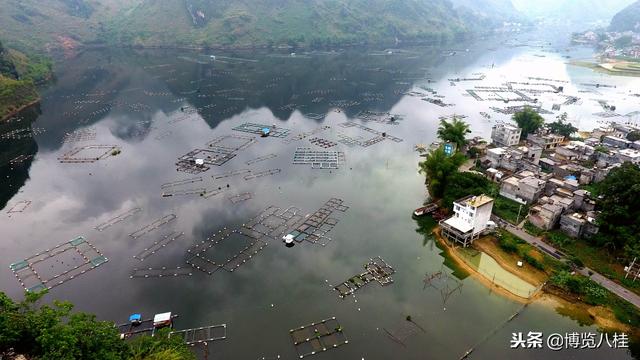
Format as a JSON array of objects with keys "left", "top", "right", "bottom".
[
  {"left": 0, "top": 291, "right": 195, "bottom": 360},
  {"left": 547, "top": 112, "right": 578, "bottom": 139},
  {"left": 442, "top": 172, "right": 495, "bottom": 210},
  {"left": 593, "top": 163, "right": 640, "bottom": 258},
  {"left": 436, "top": 116, "right": 471, "bottom": 150},
  {"left": 627, "top": 131, "right": 640, "bottom": 142},
  {"left": 418, "top": 147, "right": 466, "bottom": 199},
  {"left": 513, "top": 107, "right": 544, "bottom": 140}
]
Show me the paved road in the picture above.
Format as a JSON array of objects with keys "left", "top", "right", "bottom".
[{"left": 499, "top": 220, "right": 640, "bottom": 309}]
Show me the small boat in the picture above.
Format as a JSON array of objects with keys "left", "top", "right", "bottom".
[
  {"left": 413, "top": 207, "right": 429, "bottom": 217},
  {"left": 413, "top": 203, "right": 438, "bottom": 217}
]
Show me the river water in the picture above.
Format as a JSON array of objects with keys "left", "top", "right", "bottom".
[{"left": 1, "top": 29, "right": 639, "bottom": 359}]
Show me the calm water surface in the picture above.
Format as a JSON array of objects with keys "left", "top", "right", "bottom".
[{"left": 1, "top": 30, "right": 639, "bottom": 359}]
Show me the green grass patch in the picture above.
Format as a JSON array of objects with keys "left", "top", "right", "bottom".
[{"left": 493, "top": 195, "right": 528, "bottom": 224}]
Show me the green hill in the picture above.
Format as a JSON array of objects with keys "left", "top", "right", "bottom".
[
  {"left": 610, "top": 1, "right": 640, "bottom": 32},
  {"left": 0, "top": 0, "right": 514, "bottom": 51},
  {"left": 0, "top": 40, "right": 51, "bottom": 120}
]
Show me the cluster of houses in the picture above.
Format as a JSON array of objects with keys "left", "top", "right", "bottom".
[
  {"left": 573, "top": 30, "right": 640, "bottom": 59},
  {"left": 474, "top": 122, "right": 639, "bottom": 240}
]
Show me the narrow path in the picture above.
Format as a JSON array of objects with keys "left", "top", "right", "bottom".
[{"left": 497, "top": 218, "right": 640, "bottom": 309}]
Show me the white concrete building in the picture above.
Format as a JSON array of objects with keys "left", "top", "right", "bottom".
[
  {"left": 440, "top": 194, "right": 495, "bottom": 247},
  {"left": 491, "top": 123, "right": 522, "bottom": 147}
]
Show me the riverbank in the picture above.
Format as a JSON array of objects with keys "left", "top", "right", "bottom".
[
  {"left": 431, "top": 225, "right": 635, "bottom": 334},
  {"left": 0, "top": 97, "right": 40, "bottom": 122}
]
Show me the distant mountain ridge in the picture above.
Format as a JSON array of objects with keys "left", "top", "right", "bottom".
[
  {"left": 512, "top": 0, "right": 635, "bottom": 22},
  {"left": 0, "top": 0, "right": 520, "bottom": 51},
  {"left": 609, "top": 1, "right": 640, "bottom": 32}
]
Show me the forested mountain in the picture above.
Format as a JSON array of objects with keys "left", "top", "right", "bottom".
[
  {"left": 0, "top": 0, "right": 516, "bottom": 51},
  {"left": 609, "top": 1, "right": 640, "bottom": 32},
  {"left": 0, "top": 40, "right": 50, "bottom": 119}
]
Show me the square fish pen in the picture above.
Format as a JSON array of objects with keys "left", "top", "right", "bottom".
[
  {"left": 206, "top": 134, "right": 256, "bottom": 152},
  {"left": 186, "top": 229, "right": 268, "bottom": 275},
  {"left": 289, "top": 317, "right": 348, "bottom": 359},
  {"left": 232, "top": 123, "right": 291, "bottom": 138},
  {"left": 169, "top": 324, "right": 227, "bottom": 345},
  {"left": 9, "top": 236, "right": 108, "bottom": 292},
  {"left": 58, "top": 145, "right": 120, "bottom": 163},
  {"left": 336, "top": 122, "right": 403, "bottom": 147}
]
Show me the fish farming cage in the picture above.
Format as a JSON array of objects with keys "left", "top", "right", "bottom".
[
  {"left": 9, "top": 236, "right": 108, "bottom": 292},
  {"left": 284, "top": 126, "right": 331, "bottom": 144},
  {"left": 129, "top": 214, "right": 177, "bottom": 239},
  {"left": 232, "top": 123, "right": 291, "bottom": 138},
  {"left": 176, "top": 148, "right": 236, "bottom": 173},
  {"left": 336, "top": 122, "right": 403, "bottom": 147},
  {"left": 58, "top": 145, "right": 121, "bottom": 163},
  {"left": 94, "top": 207, "right": 142, "bottom": 231},
  {"left": 309, "top": 137, "right": 337, "bottom": 149},
  {"left": 186, "top": 229, "right": 268, "bottom": 275},
  {"left": 365, "top": 256, "right": 396, "bottom": 286},
  {"left": 289, "top": 317, "right": 348, "bottom": 359},
  {"left": 133, "top": 231, "right": 184, "bottom": 261},
  {"left": 333, "top": 257, "right": 395, "bottom": 298},
  {"left": 206, "top": 134, "right": 256, "bottom": 153},
  {"left": 241, "top": 206, "right": 304, "bottom": 241},
  {"left": 292, "top": 148, "right": 345, "bottom": 170},
  {"left": 169, "top": 324, "right": 227, "bottom": 345},
  {"left": 355, "top": 111, "right": 404, "bottom": 125},
  {"left": 7, "top": 200, "right": 31, "bottom": 215},
  {"left": 288, "top": 198, "right": 348, "bottom": 245}
]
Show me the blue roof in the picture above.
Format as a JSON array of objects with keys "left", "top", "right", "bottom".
[
  {"left": 262, "top": 128, "right": 270, "bottom": 133},
  {"left": 565, "top": 175, "right": 577, "bottom": 181},
  {"left": 129, "top": 314, "right": 142, "bottom": 322}
]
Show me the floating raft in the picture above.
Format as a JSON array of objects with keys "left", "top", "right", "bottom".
[
  {"left": 212, "top": 169, "right": 252, "bottom": 180},
  {"left": 246, "top": 153, "right": 277, "bottom": 165},
  {"left": 130, "top": 267, "right": 193, "bottom": 278},
  {"left": 289, "top": 317, "right": 348, "bottom": 359},
  {"left": 160, "top": 177, "right": 203, "bottom": 189},
  {"left": 9, "top": 236, "right": 108, "bottom": 292},
  {"left": 129, "top": 214, "right": 176, "bottom": 239},
  {"left": 95, "top": 207, "right": 142, "bottom": 231},
  {"left": 244, "top": 168, "right": 281, "bottom": 180}
]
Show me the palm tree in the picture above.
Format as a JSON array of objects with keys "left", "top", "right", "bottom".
[
  {"left": 418, "top": 147, "right": 466, "bottom": 199},
  {"left": 437, "top": 117, "right": 471, "bottom": 151}
]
